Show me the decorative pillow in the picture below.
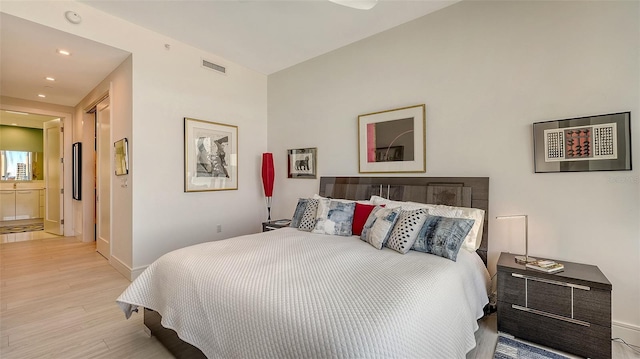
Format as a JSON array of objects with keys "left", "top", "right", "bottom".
[
  {"left": 457, "top": 207, "right": 485, "bottom": 251},
  {"left": 352, "top": 202, "right": 378, "bottom": 236},
  {"left": 360, "top": 207, "right": 401, "bottom": 249},
  {"left": 386, "top": 208, "right": 429, "bottom": 254},
  {"left": 312, "top": 200, "right": 356, "bottom": 236},
  {"left": 297, "top": 198, "right": 319, "bottom": 231},
  {"left": 290, "top": 198, "right": 308, "bottom": 228},
  {"left": 412, "top": 215, "right": 475, "bottom": 261}
]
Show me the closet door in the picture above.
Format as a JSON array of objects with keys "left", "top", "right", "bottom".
[{"left": 95, "top": 98, "right": 111, "bottom": 258}]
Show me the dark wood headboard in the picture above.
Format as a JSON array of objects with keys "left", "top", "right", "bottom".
[{"left": 319, "top": 176, "right": 489, "bottom": 265}]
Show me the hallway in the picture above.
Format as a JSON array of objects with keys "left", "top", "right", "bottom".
[{"left": 0, "top": 236, "right": 172, "bottom": 358}]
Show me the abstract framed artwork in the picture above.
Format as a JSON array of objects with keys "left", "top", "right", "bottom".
[
  {"left": 184, "top": 117, "right": 238, "bottom": 192},
  {"left": 358, "top": 104, "right": 426, "bottom": 173},
  {"left": 533, "top": 112, "right": 631, "bottom": 173},
  {"left": 114, "top": 138, "right": 129, "bottom": 176},
  {"left": 288, "top": 147, "right": 317, "bottom": 178}
]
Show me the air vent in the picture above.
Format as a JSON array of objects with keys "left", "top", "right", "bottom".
[{"left": 201, "top": 59, "right": 226, "bottom": 74}]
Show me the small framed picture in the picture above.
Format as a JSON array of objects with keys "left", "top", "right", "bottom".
[
  {"left": 184, "top": 117, "right": 238, "bottom": 192},
  {"left": 114, "top": 138, "right": 129, "bottom": 176},
  {"left": 288, "top": 148, "right": 317, "bottom": 178}
]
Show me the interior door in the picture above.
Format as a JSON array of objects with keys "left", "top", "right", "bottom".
[
  {"left": 95, "top": 98, "right": 111, "bottom": 257},
  {"left": 43, "top": 119, "right": 63, "bottom": 235}
]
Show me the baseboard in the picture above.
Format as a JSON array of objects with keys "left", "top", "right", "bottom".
[
  {"left": 613, "top": 320, "right": 640, "bottom": 347},
  {"left": 109, "top": 255, "right": 149, "bottom": 281},
  {"left": 110, "top": 254, "right": 133, "bottom": 280}
]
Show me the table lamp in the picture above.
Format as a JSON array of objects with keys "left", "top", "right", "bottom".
[{"left": 496, "top": 214, "right": 537, "bottom": 264}]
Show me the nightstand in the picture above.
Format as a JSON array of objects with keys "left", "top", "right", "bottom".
[
  {"left": 497, "top": 252, "right": 612, "bottom": 359},
  {"left": 262, "top": 219, "right": 291, "bottom": 232}
]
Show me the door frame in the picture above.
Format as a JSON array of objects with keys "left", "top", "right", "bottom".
[{"left": 0, "top": 103, "right": 74, "bottom": 236}]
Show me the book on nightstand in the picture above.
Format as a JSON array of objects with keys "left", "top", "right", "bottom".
[{"left": 525, "top": 260, "right": 565, "bottom": 273}]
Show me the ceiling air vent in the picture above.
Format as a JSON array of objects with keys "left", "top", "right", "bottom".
[{"left": 201, "top": 59, "right": 226, "bottom": 75}]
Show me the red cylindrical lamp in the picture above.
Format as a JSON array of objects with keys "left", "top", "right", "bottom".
[{"left": 261, "top": 153, "right": 275, "bottom": 221}]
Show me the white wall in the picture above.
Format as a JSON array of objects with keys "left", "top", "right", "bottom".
[
  {"left": 268, "top": 1, "right": 640, "bottom": 344},
  {"left": 73, "top": 55, "right": 133, "bottom": 277},
  {"left": 2, "top": 1, "right": 268, "bottom": 279}
]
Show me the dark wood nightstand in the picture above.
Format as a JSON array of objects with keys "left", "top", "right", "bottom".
[
  {"left": 262, "top": 219, "right": 291, "bottom": 232},
  {"left": 497, "top": 252, "right": 612, "bottom": 359}
]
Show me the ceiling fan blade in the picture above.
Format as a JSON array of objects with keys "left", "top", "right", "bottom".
[{"left": 328, "top": 0, "right": 378, "bottom": 10}]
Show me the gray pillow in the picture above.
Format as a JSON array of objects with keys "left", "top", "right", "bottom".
[
  {"left": 290, "top": 198, "right": 308, "bottom": 228},
  {"left": 412, "top": 215, "right": 475, "bottom": 261}
]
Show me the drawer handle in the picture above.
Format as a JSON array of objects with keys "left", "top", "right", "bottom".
[
  {"left": 265, "top": 226, "right": 278, "bottom": 230},
  {"left": 512, "top": 273, "right": 590, "bottom": 291},
  {"left": 512, "top": 304, "right": 590, "bottom": 327}
]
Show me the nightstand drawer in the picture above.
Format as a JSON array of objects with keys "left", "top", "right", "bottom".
[
  {"left": 574, "top": 287, "right": 611, "bottom": 327},
  {"left": 498, "top": 303, "right": 611, "bottom": 359}
]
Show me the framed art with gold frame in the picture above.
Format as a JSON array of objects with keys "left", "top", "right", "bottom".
[
  {"left": 358, "top": 104, "right": 426, "bottom": 173},
  {"left": 114, "top": 138, "right": 129, "bottom": 176},
  {"left": 184, "top": 117, "right": 238, "bottom": 192}
]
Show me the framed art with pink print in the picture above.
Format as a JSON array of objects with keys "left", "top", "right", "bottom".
[{"left": 358, "top": 104, "right": 426, "bottom": 173}]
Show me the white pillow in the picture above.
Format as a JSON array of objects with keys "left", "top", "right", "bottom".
[{"left": 371, "top": 196, "right": 436, "bottom": 211}]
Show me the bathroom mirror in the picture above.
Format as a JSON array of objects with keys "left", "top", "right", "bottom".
[{"left": 0, "top": 151, "right": 44, "bottom": 181}]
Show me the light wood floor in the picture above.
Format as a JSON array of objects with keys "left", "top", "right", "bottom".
[
  {"left": 1, "top": 236, "right": 638, "bottom": 359},
  {"left": 0, "top": 236, "right": 173, "bottom": 358}
]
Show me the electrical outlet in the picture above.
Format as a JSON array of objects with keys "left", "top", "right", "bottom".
[{"left": 216, "top": 224, "right": 222, "bottom": 233}]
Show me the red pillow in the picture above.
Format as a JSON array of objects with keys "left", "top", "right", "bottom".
[{"left": 352, "top": 203, "right": 380, "bottom": 236}]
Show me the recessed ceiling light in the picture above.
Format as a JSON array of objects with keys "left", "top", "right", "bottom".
[
  {"left": 5, "top": 110, "right": 28, "bottom": 115},
  {"left": 38, "top": 94, "right": 46, "bottom": 98},
  {"left": 45, "top": 77, "right": 55, "bottom": 81},
  {"left": 57, "top": 49, "right": 71, "bottom": 56}
]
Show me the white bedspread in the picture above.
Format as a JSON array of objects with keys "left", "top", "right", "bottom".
[{"left": 117, "top": 228, "right": 490, "bottom": 359}]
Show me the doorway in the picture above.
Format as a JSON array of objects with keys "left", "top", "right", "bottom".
[{"left": 0, "top": 109, "right": 69, "bottom": 242}]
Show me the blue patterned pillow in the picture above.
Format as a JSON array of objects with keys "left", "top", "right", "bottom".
[
  {"left": 360, "top": 207, "right": 401, "bottom": 249},
  {"left": 412, "top": 215, "right": 475, "bottom": 261},
  {"left": 313, "top": 200, "right": 356, "bottom": 236},
  {"left": 290, "top": 198, "right": 308, "bottom": 228}
]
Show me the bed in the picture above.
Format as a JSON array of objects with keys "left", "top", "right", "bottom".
[{"left": 117, "top": 176, "right": 490, "bottom": 358}]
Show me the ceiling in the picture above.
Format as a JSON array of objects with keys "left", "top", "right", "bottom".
[{"left": 0, "top": 0, "right": 458, "bottom": 110}]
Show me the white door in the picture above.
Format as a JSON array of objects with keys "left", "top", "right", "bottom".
[
  {"left": 95, "top": 99, "right": 111, "bottom": 257},
  {"left": 44, "top": 119, "right": 63, "bottom": 235}
]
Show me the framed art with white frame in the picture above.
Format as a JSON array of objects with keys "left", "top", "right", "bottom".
[
  {"left": 358, "top": 104, "right": 426, "bottom": 173},
  {"left": 184, "top": 117, "right": 238, "bottom": 192}
]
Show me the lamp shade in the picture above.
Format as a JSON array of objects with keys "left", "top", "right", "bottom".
[{"left": 261, "top": 153, "right": 274, "bottom": 197}]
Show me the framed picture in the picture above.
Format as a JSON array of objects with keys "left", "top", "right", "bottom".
[
  {"left": 114, "top": 138, "right": 129, "bottom": 176},
  {"left": 184, "top": 117, "right": 238, "bottom": 192},
  {"left": 72, "top": 142, "right": 82, "bottom": 200},
  {"left": 288, "top": 148, "right": 317, "bottom": 178},
  {"left": 358, "top": 104, "right": 426, "bottom": 173},
  {"left": 533, "top": 112, "right": 631, "bottom": 173}
]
